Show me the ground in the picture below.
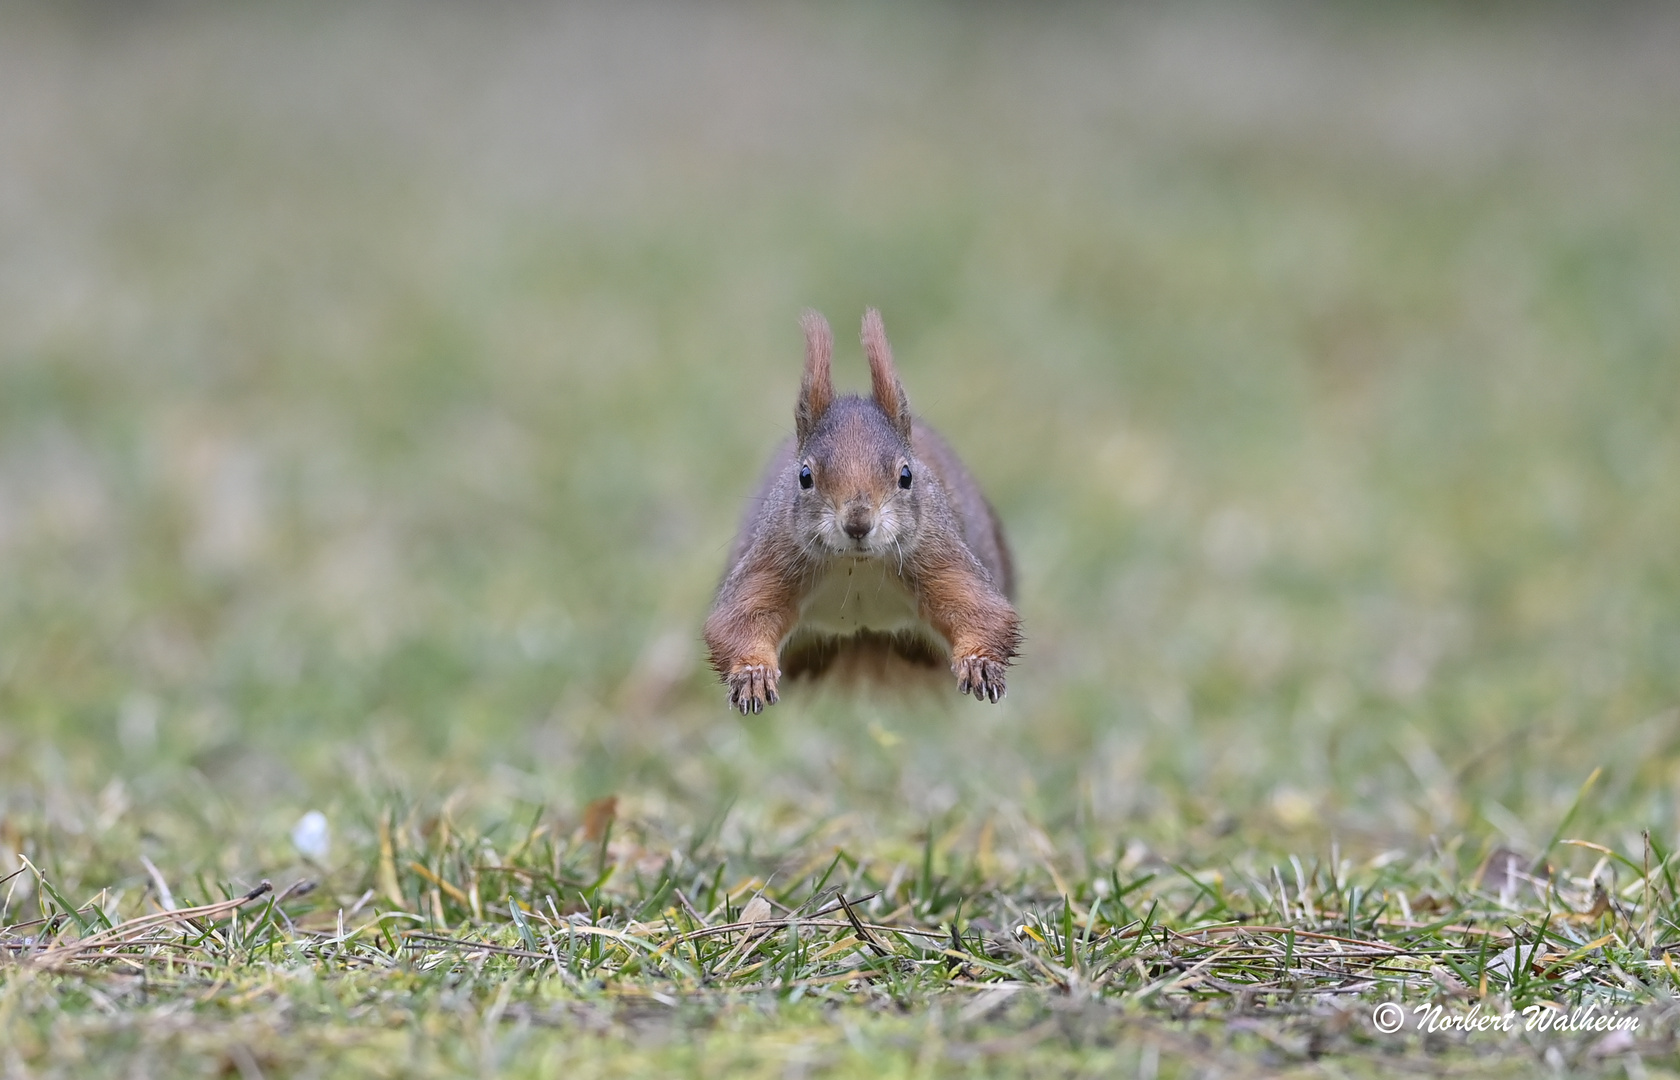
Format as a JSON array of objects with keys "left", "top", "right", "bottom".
[{"left": 3, "top": 3, "right": 1680, "bottom": 1077}]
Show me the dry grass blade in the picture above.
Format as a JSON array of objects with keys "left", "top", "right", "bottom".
[
  {"left": 837, "top": 892, "right": 890, "bottom": 958},
  {"left": 403, "top": 933, "right": 552, "bottom": 962},
  {"left": 19, "top": 881, "right": 280, "bottom": 970},
  {"left": 675, "top": 917, "right": 944, "bottom": 945},
  {"left": 1165, "top": 925, "right": 1409, "bottom": 952}
]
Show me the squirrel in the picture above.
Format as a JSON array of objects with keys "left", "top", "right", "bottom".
[{"left": 704, "top": 308, "right": 1021, "bottom": 714}]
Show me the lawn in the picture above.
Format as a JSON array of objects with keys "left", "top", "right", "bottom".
[{"left": 3, "top": 3, "right": 1680, "bottom": 1076}]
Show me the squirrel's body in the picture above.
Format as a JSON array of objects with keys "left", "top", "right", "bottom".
[{"left": 704, "top": 309, "right": 1020, "bottom": 713}]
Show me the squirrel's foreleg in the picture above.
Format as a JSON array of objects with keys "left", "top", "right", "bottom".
[
  {"left": 917, "top": 556, "right": 1021, "bottom": 703},
  {"left": 704, "top": 559, "right": 800, "bottom": 714}
]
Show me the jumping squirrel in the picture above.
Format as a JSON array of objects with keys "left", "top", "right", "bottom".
[{"left": 704, "top": 309, "right": 1021, "bottom": 714}]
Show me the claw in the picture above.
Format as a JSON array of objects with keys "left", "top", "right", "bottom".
[
  {"left": 953, "top": 655, "right": 1007, "bottom": 704},
  {"left": 725, "top": 663, "right": 781, "bottom": 714}
]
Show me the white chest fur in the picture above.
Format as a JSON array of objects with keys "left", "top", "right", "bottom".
[{"left": 796, "top": 556, "right": 925, "bottom": 639}]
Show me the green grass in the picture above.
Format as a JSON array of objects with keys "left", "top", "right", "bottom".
[{"left": 4, "top": 2, "right": 1680, "bottom": 1076}]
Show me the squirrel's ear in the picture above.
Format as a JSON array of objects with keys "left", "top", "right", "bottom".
[
  {"left": 861, "top": 308, "right": 912, "bottom": 443},
  {"left": 796, "top": 310, "right": 834, "bottom": 443}
]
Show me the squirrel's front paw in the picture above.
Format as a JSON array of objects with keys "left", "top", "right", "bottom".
[
  {"left": 726, "top": 664, "right": 780, "bottom": 715},
  {"left": 953, "top": 655, "right": 1007, "bottom": 703}
]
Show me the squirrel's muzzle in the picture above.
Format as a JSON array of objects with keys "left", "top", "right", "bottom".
[{"left": 842, "top": 510, "right": 873, "bottom": 541}]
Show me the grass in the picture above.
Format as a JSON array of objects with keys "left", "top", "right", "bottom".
[{"left": 3, "top": 1, "right": 1680, "bottom": 1076}]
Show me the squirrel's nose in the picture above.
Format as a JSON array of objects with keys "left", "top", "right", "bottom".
[{"left": 843, "top": 513, "right": 872, "bottom": 540}]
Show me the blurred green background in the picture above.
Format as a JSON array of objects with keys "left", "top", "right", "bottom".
[{"left": 2, "top": 1, "right": 1679, "bottom": 891}]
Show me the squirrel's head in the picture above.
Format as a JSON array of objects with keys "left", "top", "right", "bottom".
[{"left": 791, "top": 309, "right": 924, "bottom": 558}]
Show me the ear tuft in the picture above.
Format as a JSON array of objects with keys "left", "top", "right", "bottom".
[
  {"left": 796, "top": 310, "right": 833, "bottom": 443},
  {"left": 861, "top": 308, "right": 912, "bottom": 442}
]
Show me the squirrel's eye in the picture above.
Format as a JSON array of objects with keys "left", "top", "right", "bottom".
[
  {"left": 798, "top": 464, "right": 814, "bottom": 490},
  {"left": 898, "top": 464, "right": 913, "bottom": 490}
]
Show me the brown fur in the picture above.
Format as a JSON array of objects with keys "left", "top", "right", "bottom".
[
  {"left": 704, "top": 309, "right": 1021, "bottom": 713},
  {"left": 862, "top": 308, "right": 912, "bottom": 443},
  {"left": 795, "top": 310, "right": 833, "bottom": 444}
]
